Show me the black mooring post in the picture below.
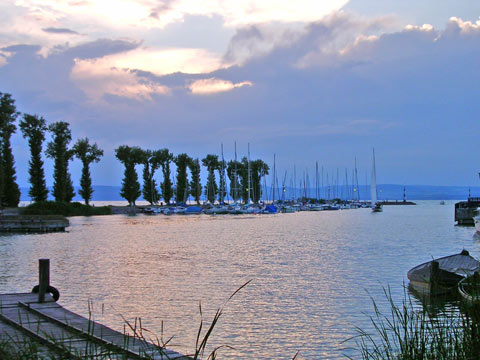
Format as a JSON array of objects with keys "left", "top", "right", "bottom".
[{"left": 38, "top": 259, "right": 50, "bottom": 303}]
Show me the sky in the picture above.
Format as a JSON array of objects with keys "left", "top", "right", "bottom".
[{"left": 1, "top": 0, "right": 480, "bottom": 188}]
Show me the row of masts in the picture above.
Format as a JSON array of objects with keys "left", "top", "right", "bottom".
[{"left": 201, "top": 143, "right": 370, "bottom": 204}]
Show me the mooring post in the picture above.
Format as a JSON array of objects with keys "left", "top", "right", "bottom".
[
  {"left": 38, "top": 259, "right": 50, "bottom": 303},
  {"left": 430, "top": 261, "right": 439, "bottom": 293}
]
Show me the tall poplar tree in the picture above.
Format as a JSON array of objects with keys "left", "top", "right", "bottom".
[
  {"left": 19, "top": 114, "right": 49, "bottom": 202},
  {"left": 251, "top": 160, "right": 269, "bottom": 203},
  {"left": 115, "top": 145, "right": 143, "bottom": 206},
  {"left": 202, "top": 154, "right": 219, "bottom": 204},
  {"left": 141, "top": 149, "right": 161, "bottom": 205},
  {"left": 158, "top": 149, "right": 174, "bottom": 204},
  {"left": 73, "top": 138, "right": 103, "bottom": 205},
  {"left": 0, "top": 92, "right": 20, "bottom": 207},
  {"left": 174, "top": 153, "right": 191, "bottom": 204},
  {"left": 227, "top": 160, "right": 243, "bottom": 202},
  {"left": 46, "top": 121, "right": 75, "bottom": 202},
  {"left": 188, "top": 158, "right": 202, "bottom": 205}
]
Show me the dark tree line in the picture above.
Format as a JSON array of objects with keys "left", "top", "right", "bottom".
[
  {"left": 0, "top": 92, "right": 103, "bottom": 207},
  {"left": 115, "top": 144, "right": 270, "bottom": 206}
]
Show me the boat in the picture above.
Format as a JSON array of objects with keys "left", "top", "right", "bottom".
[
  {"left": 474, "top": 208, "right": 480, "bottom": 234},
  {"left": 407, "top": 250, "right": 480, "bottom": 295},
  {"left": 184, "top": 206, "right": 203, "bottom": 215},
  {"left": 370, "top": 148, "right": 383, "bottom": 212},
  {"left": 204, "top": 205, "right": 229, "bottom": 215},
  {"left": 440, "top": 200, "right": 445, "bottom": 205},
  {"left": 458, "top": 271, "right": 480, "bottom": 305},
  {"left": 143, "top": 206, "right": 162, "bottom": 215}
]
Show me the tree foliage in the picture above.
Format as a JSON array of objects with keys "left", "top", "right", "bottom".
[
  {"left": 188, "top": 158, "right": 202, "bottom": 205},
  {"left": 251, "top": 160, "right": 269, "bottom": 203},
  {"left": 141, "top": 149, "right": 162, "bottom": 205},
  {"left": 175, "top": 153, "right": 191, "bottom": 204},
  {"left": 158, "top": 148, "right": 174, "bottom": 204},
  {"left": 46, "top": 121, "right": 75, "bottom": 202},
  {"left": 202, "top": 154, "right": 219, "bottom": 203},
  {"left": 227, "top": 160, "right": 243, "bottom": 202},
  {"left": 115, "top": 145, "right": 143, "bottom": 206},
  {"left": 19, "top": 114, "right": 49, "bottom": 202},
  {"left": 0, "top": 92, "right": 21, "bottom": 207},
  {"left": 73, "top": 138, "right": 103, "bottom": 205}
]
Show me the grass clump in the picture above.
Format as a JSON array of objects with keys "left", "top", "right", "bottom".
[
  {"left": 346, "top": 286, "right": 480, "bottom": 360},
  {"left": 21, "top": 201, "right": 112, "bottom": 216}
]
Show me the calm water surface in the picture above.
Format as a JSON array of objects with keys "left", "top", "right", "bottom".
[{"left": 0, "top": 201, "right": 478, "bottom": 359}]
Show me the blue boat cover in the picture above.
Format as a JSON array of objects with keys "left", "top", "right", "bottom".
[
  {"left": 266, "top": 205, "right": 277, "bottom": 213},
  {"left": 186, "top": 206, "right": 202, "bottom": 213}
]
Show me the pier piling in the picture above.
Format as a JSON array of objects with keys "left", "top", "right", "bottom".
[{"left": 38, "top": 258, "right": 50, "bottom": 303}]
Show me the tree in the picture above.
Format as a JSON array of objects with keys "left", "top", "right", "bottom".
[
  {"left": 239, "top": 157, "right": 249, "bottom": 203},
  {"left": 141, "top": 149, "right": 161, "bottom": 205},
  {"left": 217, "top": 158, "right": 227, "bottom": 204},
  {"left": 115, "top": 145, "right": 144, "bottom": 206},
  {"left": 73, "top": 138, "right": 103, "bottom": 205},
  {"left": 251, "top": 160, "right": 270, "bottom": 203},
  {"left": 19, "top": 114, "right": 49, "bottom": 202},
  {"left": 46, "top": 121, "right": 75, "bottom": 202},
  {"left": 0, "top": 92, "right": 21, "bottom": 207},
  {"left": 202, "top": 154, "right": 219, "bottom": 204},
  {"left": 188, "top": 158, "right": 202, "bottom": 205},
  {"left": 158, "top": 149, "right": 174, "bottom": 204},
  {"left": 227, "top": 160, "right": 243, "bottom": 202},
  {"left": 175, "top": 153, "right": 191, "bottom": 204}
]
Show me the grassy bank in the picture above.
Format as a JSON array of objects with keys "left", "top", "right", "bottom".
[
  {"left": 346, "top": 287, "right": 480, "bottom": 359},
  {"left": 20, "top": 201, "right": 112, "bottom": 216}
]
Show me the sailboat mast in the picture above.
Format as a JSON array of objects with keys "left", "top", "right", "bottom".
[
  {"left": 293, "top": 164, "right": 296, "bottom": 202},
  {"left": 354, "top": 157, "right": 360, "bottom": 201},
  {"left": 220, "top": 143, "right": 225, "bottom": 204},
  {"left": 247, "top": 143, "right": 251, "bottom": 203},
  {"left": 273, "top": 153, "right": 276, "bottom": 203},
  {"left": 234, "top": 141, "right": 238, "bottom": 202}
]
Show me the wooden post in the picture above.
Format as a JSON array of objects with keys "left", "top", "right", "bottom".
[
  {"left": 430, "top": 261, "right": 439, "bottom": 293},
  {"left": 38, "top": 259, "right": 50, "bottom": 303}
]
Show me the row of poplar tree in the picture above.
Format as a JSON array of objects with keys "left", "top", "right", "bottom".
[
  {"left": 1, "top": 91, "right": 271, "bottom": 207},
  {"left": 116, "top": 147, "right": 270, "bottom": 206},
  {"left": 0, "top": 92, "right": 103, "bottom": 207}
]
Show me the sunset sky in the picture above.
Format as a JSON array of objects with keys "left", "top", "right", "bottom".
[{"left": 1, "top": 0, "right": 480, "bottom": 188}]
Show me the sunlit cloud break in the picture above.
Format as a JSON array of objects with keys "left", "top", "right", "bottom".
[{"left": 188, "top": 78, "right": 252, "bottom": 94}]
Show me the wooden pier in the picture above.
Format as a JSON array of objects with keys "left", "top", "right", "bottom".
[
  {"left": 0, "top": 260, "right": 189, "bottom": 359},
  {"left": 0, "top": 215, "right": 69, "bottom": 232},
  {"left": 455, "top": 197, "right": 480, "bottom": 225}
]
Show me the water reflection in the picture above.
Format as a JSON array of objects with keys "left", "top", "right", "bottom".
[{"left": 0, "top": 201, "right": 477, "bottom": 359}]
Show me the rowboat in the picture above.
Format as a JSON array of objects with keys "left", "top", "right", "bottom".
[
  {"left": 458, "top": 271, "right": 480, "bottom": 305},
  {"left": 407, "top": 250, "right": 480, "bottom": 295}
]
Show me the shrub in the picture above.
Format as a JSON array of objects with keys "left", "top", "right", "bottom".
[{"left": 21, "top": 201, "right": 112, "bottom": 216}]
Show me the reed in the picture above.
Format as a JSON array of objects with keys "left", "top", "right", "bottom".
[
  {"left": 345, "top": 286, "right": 480, "bottom": 359},
  {"left": 1, "top": 280, "right": 301, "bottom": 360}
]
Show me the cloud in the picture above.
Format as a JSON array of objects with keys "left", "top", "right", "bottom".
[
  {"left": 42, "top": 27, "right": 79, "bottom": 35},
  {"left": 71, "top": 60, "right": 170, "bottom": 101},
  {"left": 188, "top": 78, "right": 252, "bottom": 94},
  {"left": 60, "top": 38, "right": 141, "bottom": 60},
  {"left": 3, "top": 14, "right": 480, "bottom": 187}
]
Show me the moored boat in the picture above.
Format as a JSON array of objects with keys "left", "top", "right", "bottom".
[
  {"left": 474, "top": 208, "right": 480, "bottom": 234},
  {"left": 458, "top": 271, "right": 480, "bottom": 305},
  {"left": 407, "top": 250, "right": 480, "bottom": 295}
]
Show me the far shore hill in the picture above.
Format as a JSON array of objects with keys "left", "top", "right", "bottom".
[{"left": 18, "top": 185, "right": 480, "bottom": 202}]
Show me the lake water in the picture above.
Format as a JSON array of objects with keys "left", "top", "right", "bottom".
[{"left": 0, "top": 201, "right": 478, "bottom": 359}]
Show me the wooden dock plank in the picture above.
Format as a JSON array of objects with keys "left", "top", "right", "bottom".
[{"left": 0, "top": 292, "right": 190, "bottom": 359}]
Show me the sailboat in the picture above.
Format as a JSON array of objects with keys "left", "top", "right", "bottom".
[{"left": 371, "top": 148, "right": 383, "bottom": 212}]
